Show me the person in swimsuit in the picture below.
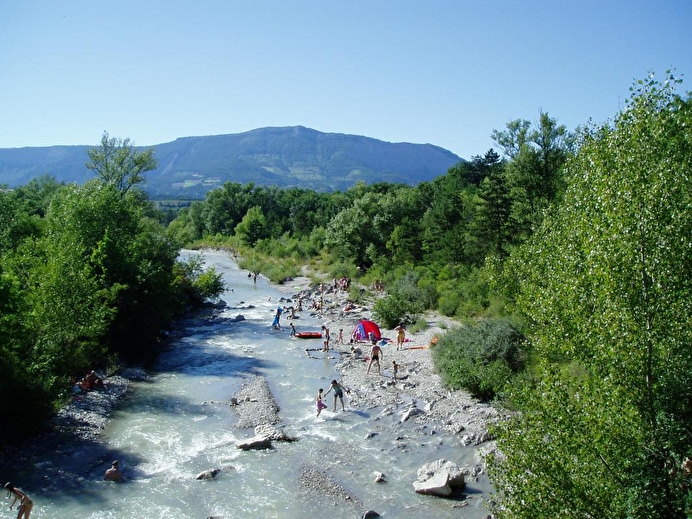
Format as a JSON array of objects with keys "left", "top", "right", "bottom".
[
  {"left": 5, "top": 482, "right": 33, "bottom": 519},
  {"left": 392, "top": 360, "right": 399, "bottom": 382},
  {"left": 324, "top": 379, "right": 349, "bottom": 412},
  {"left": 321, "top": 325, "right": 330, "bottom": 351},
  {"left": 367, "top": 343, "right": 383, "bottom": 375},
  {"left": 395, "top": 324, "right": 406, "bottom": 350},
  {"left": 104, "top": 460, "right": 123, "bottom": 482},
  {"left": 316, "top": 388, "right": 328, "bottom": 417}
]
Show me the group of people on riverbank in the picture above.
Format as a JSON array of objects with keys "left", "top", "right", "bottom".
[{"left": 264, "top": 273, "right": 410, "bottom": 419}]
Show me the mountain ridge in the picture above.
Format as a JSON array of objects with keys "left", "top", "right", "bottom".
[{"left": 0, "top": 126, "right": 463, "bottom": 197}]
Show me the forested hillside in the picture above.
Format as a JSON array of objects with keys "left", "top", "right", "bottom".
[{"left": 0, "top": 126, "right": 461, "bottom": 197}]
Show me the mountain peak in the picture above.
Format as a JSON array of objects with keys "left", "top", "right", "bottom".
[{"left": 0, "top": 127, "right": 463, "bottom": 197}]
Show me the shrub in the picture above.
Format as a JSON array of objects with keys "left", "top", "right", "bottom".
[
  {"left": 432, "top": 318, "right": 527, "bottom": 401},
  {"left": 373, "top": 291, "right": 420, "bottom": 328},
  {"left": 437, "top": 289, "right": 462, "bottom": 317},
  {"left": 407, "top": 315, "right": 428, "bottom": 334}
]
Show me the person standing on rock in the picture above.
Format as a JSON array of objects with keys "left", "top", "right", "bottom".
[
  {"left": 367, "top": 343, "right": 383, "bottom": 375},
  {"left": 321, "top": 325, "right": 330, "bottom": 351},
  {"left": 5, "top": 482, "right": 33, "bottom": 519},
  {"left": 395, "top": 324, "right": 406, "bottom": 350},
  {"left": 392, "top": 360, "right": 399, "bottom": 382},
  {"left": 324, "top": 380, "right": 349, "bottom": 412}
]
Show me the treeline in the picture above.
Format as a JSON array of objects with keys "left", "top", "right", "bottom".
[
  {"left": 0, "top": 133, "right": 224, "bottom": 444},
  {"left": 169, "top": 74, "right": 692, "bottom": 517},
  {"left": 169, "top": 111, "right": 571, "bottom": 319}
]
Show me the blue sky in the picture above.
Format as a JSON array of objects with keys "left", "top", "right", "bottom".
[{"left": 1, "top": 1, "right": 690, "bottom": 159}]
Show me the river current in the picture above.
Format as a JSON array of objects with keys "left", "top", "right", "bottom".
[{"left": 19, "top": 250, "right": 491, "bottom": 518}]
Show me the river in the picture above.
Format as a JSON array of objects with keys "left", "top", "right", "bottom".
[{"left": 7, "top": 250, "right": 492, "bottom": 518}]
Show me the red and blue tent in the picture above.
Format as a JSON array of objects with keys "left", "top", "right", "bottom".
[{"left": 352, "top": 319, "right": 381, "bottom": 342}]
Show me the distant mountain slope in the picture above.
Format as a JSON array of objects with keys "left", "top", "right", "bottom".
[{"left": 0, "top": 126, "right": 463, "bottom": 197}]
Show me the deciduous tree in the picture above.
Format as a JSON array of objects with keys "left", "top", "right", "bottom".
[
  {"left": 86, "top": 131, "right": 156, "bottom": 196},
  {"left": 489, "top": 73, "right": 692, "bottom": 518}
]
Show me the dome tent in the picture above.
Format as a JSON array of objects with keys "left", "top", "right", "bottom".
[{"left": 352, "top": 319, "right": 381, "bottom": 342}]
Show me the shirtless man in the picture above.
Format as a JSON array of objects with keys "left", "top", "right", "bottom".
[
  {"left": 84, "top": 370, "right": 104, "bottom": 390},
  {"left": 104, "top": 460, "right": 123, "bottom": 482},
  {"left": 367, "top": 343, "right": 383, "bottom": 375}
]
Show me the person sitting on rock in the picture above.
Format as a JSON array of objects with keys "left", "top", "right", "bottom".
[{"left": 83, "top": 370, "right": 104, "bottom": 390}]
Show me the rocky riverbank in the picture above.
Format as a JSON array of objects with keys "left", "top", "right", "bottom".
[
  {"left": 278, "top": 275, "right": 504, "bottom": 443},
  {"left": 0, "top": 367, "right": 147, "bottom": 491},
  {"left": 276, "top": 274, "right": 505, "bottom": 509}
]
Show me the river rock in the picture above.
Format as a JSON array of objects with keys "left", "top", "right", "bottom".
[
  {"left": 254, "top": 424, "right": 296, "bottom": 442},
  {"left": 299, "top": 465, "right": 363, "bottom": 510},
  {"left": 400, "top": 404, "right": 425, "bottom": 423},
  {"left": 413, "top": 459, "right": 465, "bottom": 497},
  {"left": 236, "top": 434, "right": 273, "bottom": 450},
  {"left": 196, "top": 468, "right": 221, "bottom": 480},
  {"left": 362, "top": 511, "right": 380, "bottom": 518}
]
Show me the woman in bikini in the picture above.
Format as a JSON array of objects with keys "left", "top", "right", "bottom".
[{"left": 5, "top": 482, "right": 33, "bottom": 519}]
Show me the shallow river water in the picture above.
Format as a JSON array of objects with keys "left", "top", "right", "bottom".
[{"left": 14, "top": 250, "right": 492, "bottom": 518}]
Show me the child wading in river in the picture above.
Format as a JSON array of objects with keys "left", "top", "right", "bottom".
[{"left": 316, "top": 388, "right": 328, "bottom": 417}]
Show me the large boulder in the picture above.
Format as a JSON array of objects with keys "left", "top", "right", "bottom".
[
  {"left": 195, "top": 468, "right": 221, "bottom": 480},
  {"left": 413, "top": 459, "right": 465, "bottom": 497},
  {"left": 236, "top": 435, "right": 272, "bottom": 450},
  {"left": 254, "top": 424, "right": 296, "bottom": 442}
]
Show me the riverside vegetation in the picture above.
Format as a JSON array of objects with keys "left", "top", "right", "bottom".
[{"left": 1, "top": 73, "right": 690, "bottom": 517}]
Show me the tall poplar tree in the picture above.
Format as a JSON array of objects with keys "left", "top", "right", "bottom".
[{"left": 489, "top": 73, "right": 692, "bottom": 518}]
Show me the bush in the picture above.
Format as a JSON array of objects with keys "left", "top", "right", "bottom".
[
  {"left": 408, "top": 315, "right": 428, "bottom": 334},
  {"left": 437, "top": 289, "right": 462, "bottom": 317},
  {"left": 373, "top": 291, "right": 420, "bottom": 328},
  {"left": 432, "top": 318, "right": 527, "bottom": 401}
]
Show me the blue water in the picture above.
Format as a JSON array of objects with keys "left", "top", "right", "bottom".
[{"left": 24, "top": 250, "right": 492, "bottom": 518}]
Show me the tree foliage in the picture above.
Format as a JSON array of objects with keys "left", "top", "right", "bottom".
[
  {"left": 0, "top": 135, "right": 224, "bottom": 444},
  {"left": 86, "top": 131, "right": 157, "bottom": 196},
  {"left": 489, "top": 73, "right": 692, "bottom": 518},
  {"left": 432, "top": 319, "right": 526, "bottom": 401}
]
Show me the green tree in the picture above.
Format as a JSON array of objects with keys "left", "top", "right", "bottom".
[
  {"left": 235, "top": 205, "right": 269, "bottom": 246},
  {"left": 493, "top": 112, "right": 573, "bottom": 232},
  {"left": 324, "top": 192, "right": 386, "bottom": 266},
  {"left": 86, "top": 131, "right": 157, "bottom": 196},
  {"left": 472, "top": 156, "right": 515, "bottom": 257},
  {"left": 489, "top": 73, "right": 692, "bottom": 518}
]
